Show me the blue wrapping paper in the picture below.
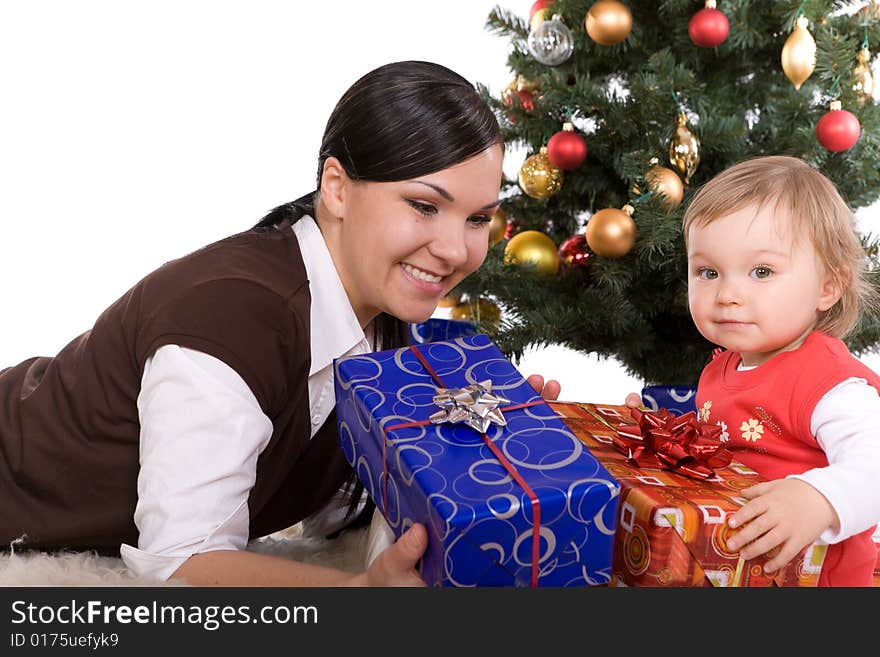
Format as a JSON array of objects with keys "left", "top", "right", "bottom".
[
  {"left": 334, "top": 334, "right": 619, "bottom": 587},
  {"left": 409, "top": 318, "right": 478, "bottom": 344},
  {"left": 640, "top": 384, "right": 698, "bottom": 417}
]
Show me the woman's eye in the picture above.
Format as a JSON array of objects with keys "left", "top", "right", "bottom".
[
  {"left": 468, "top": 214, "right": 492, "bottom": 227},
  {"left": 696, "top": 267, "right": 717, "bottom": 280},
  {"left": 752, "top": 266, "right": 772, "bottom": 279},
  {"left": 406, "top": 200, "right": 437, "bottom": 216}
]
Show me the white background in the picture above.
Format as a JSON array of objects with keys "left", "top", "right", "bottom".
[{"left": 2, "top": 0, "right": 879, "bottom": 404}]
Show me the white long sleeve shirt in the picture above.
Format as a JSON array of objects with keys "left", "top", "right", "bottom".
[
  {"left": 793, "top": 377, "right": 880, "bottom": 543},
  {"left": 732, "top": 358, "right": 880, "bottom": 544},
  {"left": 121, "top": 216, "right": 371, "bottom": 580}
]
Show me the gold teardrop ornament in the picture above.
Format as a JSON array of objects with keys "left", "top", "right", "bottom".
[
  {"left": 781, "top": 15, "right": 816, "bottom": 91},
  {"left": 668, "top": 113, "right": 701, "bottom": 185},
  {"left": 853, "top": 48, "right": 875, "bottom": 103}
]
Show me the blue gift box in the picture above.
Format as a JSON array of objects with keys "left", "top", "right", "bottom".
[
  {"left": 640, "top": 384, "right": 698, "bottom": 416},
  {"left": 409, "top": 318, "right": 478, "bottom": 344},
  {"left": 334, "top": 334, "right": 619, "bottom": 587}
]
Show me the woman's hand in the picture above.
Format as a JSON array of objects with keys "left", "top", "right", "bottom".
[
  {"left": 351, "top": 523, "right": 428, "bottom": 587},
  {"left": 527, "top": 374, "right": 561, "bottom": 401}
]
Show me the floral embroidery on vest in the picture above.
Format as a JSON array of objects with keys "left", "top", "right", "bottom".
[
  {"left": 717, "top": 420, "right": 729, "bottom": 442},
  {"left": 699, "top": 400, "right": 712, "bottom": 423},
  {"left": 753, "top": 406, "right": 782, "bottom": 437},
  {"left": 740, "top": 418, "right": 764, "bottom": 442}
]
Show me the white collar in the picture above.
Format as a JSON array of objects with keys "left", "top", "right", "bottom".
[{"left": 292, "top": 215, "right": 367, "bottom": 376}]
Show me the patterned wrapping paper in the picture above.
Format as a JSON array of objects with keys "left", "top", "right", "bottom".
[
  {"left": 548, "top": 401, "right": 827, "bottom": 587},
  {"left": 409, "top": 318, "right": 478, "bottom": 344},
  {"left": 334, "top": 334, "right": 620, "bottom": 587},
  {"left": 640, "top": 384, "right": 698, "bottom": 417}
]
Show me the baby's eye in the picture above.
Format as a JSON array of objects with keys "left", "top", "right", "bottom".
[
  {"left": 696, "top": 267, "right": 717, "bottom": 280},
  {"left": 406, "top": 200, "right": 437, "bottom": 216},
  {"left": 751, "top": 266, "right": 773, "bottom": 279}
]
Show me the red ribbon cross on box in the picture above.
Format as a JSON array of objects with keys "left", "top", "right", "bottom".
[{"left": 381, "top": 344, "right": 545, "bottom": 587}]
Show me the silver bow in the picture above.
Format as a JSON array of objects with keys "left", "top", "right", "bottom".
[{"left": 429, "top": 379, "right": 510, "bottom": 433}]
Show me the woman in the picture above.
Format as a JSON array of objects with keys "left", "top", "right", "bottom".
[{"left": 0, "top": 60, "right": 559, "bottom": 586}]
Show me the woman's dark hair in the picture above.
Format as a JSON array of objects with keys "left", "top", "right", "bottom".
[
  {"left": 257, "top": 59, "right": 502, "bottom": 224},
  {"left": 255, "top": 60, "right": 503, "bottom": 536}
]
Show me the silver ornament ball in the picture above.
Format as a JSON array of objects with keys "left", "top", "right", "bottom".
[{"left": 527, "top": 15, "right": 574, "bottom": 66}]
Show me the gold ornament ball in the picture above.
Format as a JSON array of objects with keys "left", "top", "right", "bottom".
[
  {"left": 450, "top": 298, "right": 502, "bottom": 327},
  {"left": 668, "top": 113, "right": 701, "bottom": 185},
  {"left": 503, "top": 230, "right": 560, "bottom": 276},
  {"left": 489, "top": 207, "right": 508, "bottom": 246},
  {"left": 646, "top": 165, "right": 684, "bottom": 211},
  {"left": 517, "top": 76, "right": 540, "bottom": 95},
  {"left": 585, "top": 207, "right": 636, "bottom": 258},
  {"left": 781, "top": 15, "right": 816, "bottom": 91},
  {"left": 585, "top": 0, "right": 633, "bottom": 46},
  {"left": 518, "top": 148, "right": 564, "bottom": 200},
  {"left": 503, "top": 76, "right": 540, "bottom": 104}
]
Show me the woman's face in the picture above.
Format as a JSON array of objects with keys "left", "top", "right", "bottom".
[{"left": 332, "top": 144, "right": 504, "bottom": 325}]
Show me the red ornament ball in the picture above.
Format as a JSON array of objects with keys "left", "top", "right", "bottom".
[
  {"left": 502, "top": 89, "right": 534, "bottom": 113},
  {"left": 518, "top": 89, "right": 535, "bottom": 112},
  {"left": 529, "top": 0, "right": 552, "bottom": 20},
  {"left": 816, "top": 108, "right": 861, "bottom": 152},
  {"left": 547, "top": 127, "right": 587, "bottom": 170},
  {"left": 688, "top": 7, "right": 729, "bottom": 48},
  {"left": 559, "top": 233, "right": 592, "bottom": 269},
  {"left": 504, "top": 218, "right": 520, "bottom": 241}
]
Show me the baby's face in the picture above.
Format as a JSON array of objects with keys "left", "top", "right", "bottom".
[{"left": 686, "top": 203, "right": 839, "bottom": 367}]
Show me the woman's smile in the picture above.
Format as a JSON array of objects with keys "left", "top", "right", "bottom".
[{"left": 400, "top": 262, "right": 446, "bottom": 294}]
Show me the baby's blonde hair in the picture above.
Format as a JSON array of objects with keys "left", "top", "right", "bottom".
[{"left": 682, "top": 155, "right": 875, "bottom": 338}]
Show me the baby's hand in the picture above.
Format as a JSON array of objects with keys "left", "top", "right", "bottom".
[
  {"left": 624, "top": 392, "right": 642, "bottom": 408},
  {"left": 726, "top": 478, "right": 838, "bottom": 574}
]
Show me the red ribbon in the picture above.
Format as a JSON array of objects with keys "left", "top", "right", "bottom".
[
  {"left": 380, "top": 344, "right": 544, "bottom": 587},
  {"left": 614, "top": 408, "right": 731, "bottom": 480}
]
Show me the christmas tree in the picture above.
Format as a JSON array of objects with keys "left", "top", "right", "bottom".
[{"left": 452, "top": 0, "right": 880, "bottom": 386}]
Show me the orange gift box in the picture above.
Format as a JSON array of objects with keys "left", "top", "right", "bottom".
[{"left": 548, "top": 401, "right": 827, "bottom": 587}]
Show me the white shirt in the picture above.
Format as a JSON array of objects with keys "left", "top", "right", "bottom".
[
  {"left": 795, "top": 377, "right": 880, "bottom": 543},
  {"left": 121, "top": 215, "right": 371, "bottom": 580}
]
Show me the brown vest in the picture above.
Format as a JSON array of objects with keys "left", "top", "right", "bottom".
[{"left": 0, "top": 221, "right": 351, "bottom": 553}]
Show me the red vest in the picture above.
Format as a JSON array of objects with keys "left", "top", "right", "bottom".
[{"left": 696, "top": 330, "right": 879, "bottom": 586}]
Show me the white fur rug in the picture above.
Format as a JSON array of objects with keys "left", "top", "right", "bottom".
[{"left": 0, "top": 525, "right": 368, "bottom": 586}]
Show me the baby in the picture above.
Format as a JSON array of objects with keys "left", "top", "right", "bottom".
[{"left": 629, "top": 155, "right": 880, "bottom": 586}]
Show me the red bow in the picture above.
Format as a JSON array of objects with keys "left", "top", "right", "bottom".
[{"left": 614, "top": 408, "right": 731, "bottom": 480}]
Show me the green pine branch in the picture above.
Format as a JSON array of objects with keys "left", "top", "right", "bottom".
[{"left": 469, "top": 1, "right": 880, "bottom": 385}]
